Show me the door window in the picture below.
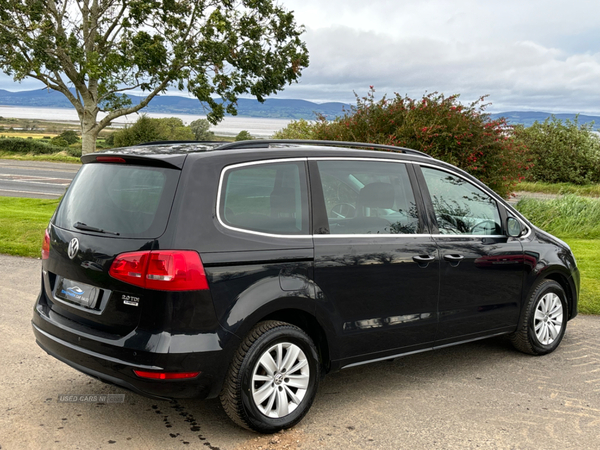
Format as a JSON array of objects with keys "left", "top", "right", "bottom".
[
  {"left": 317, "top": 160, "right": 420, "bottom": 235},
  {"left": 421, "top": 167, "right": 502, "bottom": 235},
  {"left": 220, "top": 161, "right": 309, "bottom": 235}
]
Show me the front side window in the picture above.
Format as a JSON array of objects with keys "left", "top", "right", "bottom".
[
  {"left": 317, "top": 160, "right": 420, "bottom": 235},
  {"left": 220, "top": 161, "right": 309, "bottom": 235},
  {"left": 421, "top": 167, "right": 501, "bottom": 235}
]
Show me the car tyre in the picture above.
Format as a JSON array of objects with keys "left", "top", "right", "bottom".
[
  {"left": 220, "top": 320, "right": 320, "bottom": 433},
  {"left": 510, "top": 280, "right": 567, "bottom": 355}
]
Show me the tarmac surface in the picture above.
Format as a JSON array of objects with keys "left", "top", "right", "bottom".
[
  {"left": 0, "top": 159, "right": 79, "bottom": 199},
  {"left": 1, "top": 255, "right": 599, "bottom": 450}
]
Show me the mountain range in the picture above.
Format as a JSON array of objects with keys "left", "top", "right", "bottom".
[
  {"left": 0, "top": 88, "right": 348, "bottom": 120},
  {"left": 0, "top": 89, "right": 598, "bottom": 127},
  {"left": 489, "top": 111, "right": 600, "bottom": 128}
]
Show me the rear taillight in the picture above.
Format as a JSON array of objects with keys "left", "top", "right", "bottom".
[
  {"left": 109, "top": 250, "right": 208, "bottom": 291},
  {"left": 42, "top": 229, "right": 50, "bottom": 260},
  {"left": 133, "top": 370, "right": 200, "bottom": 380}
]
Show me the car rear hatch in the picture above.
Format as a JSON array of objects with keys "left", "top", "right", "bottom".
[{"left": 40, "top": 154, "right": 184, "bottom": 336}]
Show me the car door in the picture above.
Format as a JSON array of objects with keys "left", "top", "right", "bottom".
[
  {"left": 416, "top": 164, "right": 526, "bottom": 344},
  {"left": 309, "top": 158, "right": 439, "bottom": 365}
]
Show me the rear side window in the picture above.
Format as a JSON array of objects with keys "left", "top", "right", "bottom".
[
  {"left": 317, "top": 160, "right": 420, "bottom": 235},
  {"left": 220, "top": 161, "right": 309, "bottom": 235},
  {"left": 54, "top": 163, "right": 180, "bottom": 238}
]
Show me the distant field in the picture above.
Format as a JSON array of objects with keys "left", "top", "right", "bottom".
[{"left": 0, "top": 132, "right": 58, "bottom": 139}]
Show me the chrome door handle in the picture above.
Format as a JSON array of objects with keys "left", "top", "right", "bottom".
[
  {"left": 413, "top": 255, "right": 435, "bottom": 263},
  {"left": 444, "top": 254, "right": 464, "bottom": 262}
]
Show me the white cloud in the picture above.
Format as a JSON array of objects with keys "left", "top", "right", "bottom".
[
  {"left": 273, "top": 0, "right": 600, "bottom": 114},
  {"left": 1, "top": 0, "right": 599, "bottom": 113}
]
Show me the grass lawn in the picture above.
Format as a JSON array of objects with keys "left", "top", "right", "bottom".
[
  {"left": 563, "top": 239, "right": 600, "bottom": 315},
  {"left": 0, "top": 195, "right": 598, "bottom": 314},
  {"left": 0, "top": 197, "right": 60, "bottom": 257}
]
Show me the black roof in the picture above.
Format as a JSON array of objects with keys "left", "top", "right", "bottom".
[{"left": 89, "top": 139, "right": 433, "bottom": 159}]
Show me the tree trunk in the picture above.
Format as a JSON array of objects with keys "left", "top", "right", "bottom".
[
  {"left": 80, "top": 106, "right": 99, "bottom": 155},
  {"left": 81, "top": 128, "right": 99, "bottom": 155}
]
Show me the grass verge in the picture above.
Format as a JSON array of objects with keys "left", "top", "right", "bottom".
[
  {"left": 0, "top": 151, "right": 81, "bottom": 163},
  {"left": 0, "top": 195, "right": 598, "bottom": 314},
  {"left": 0, "top": 197, "right": 60, "bottom": 257},
  {"left": 562, "top": 239, "right": 600, "bottom": 315},
  {"left": 517, "top": 181, "right": 600, "bottom": 197},
  {"left": 515, "top": 195, "right": 600, "bottom": 239}
]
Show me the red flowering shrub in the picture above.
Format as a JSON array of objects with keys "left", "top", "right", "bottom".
[{"left": 276, "top": 88, "right": 532, "bottom": 198}]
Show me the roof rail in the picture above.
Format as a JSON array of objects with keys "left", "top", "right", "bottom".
[
  {"left": 138, "top": 140, "right": 229, "bottom": 146},
  {"left": 215, "top": 139, "right": 433, "bottom": 158}
]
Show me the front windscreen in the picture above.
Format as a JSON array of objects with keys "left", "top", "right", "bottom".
[{"left": 54, "top": 163, "right": 180, "bottom": 238}]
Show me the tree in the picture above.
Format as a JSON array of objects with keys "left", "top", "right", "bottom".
[
  {"left": 50, "top": 136, "right": 69, "bottom": 147},
  {"left": 112, "top": 115, "right": 194, "bottom": 147},
  {"left": 190, "top": 118, "right": 214, "bottom": 140},
  {"left": 235, "top": 130, "right": 253, "bottom": 141},
  {"left": 514, "top": 117, "right": 600, "bottom": 184},
  {"left": 58, "top": 130, "right": 80, "bottom": 145},
  {"left": 0, "top": 0, "right": 309, "bottom": 154},
  {"left": 272, "top": 118, "right": 314, "bottom": 139}
]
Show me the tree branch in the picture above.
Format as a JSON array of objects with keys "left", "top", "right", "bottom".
[
  {"left": 26, "top": 72, "right": 84, "bottom": 117},
  {"left": 45, "top": 0, "right": 90, "bottom": 97},
  {"left": 97, "top": 76, "right": 173, "bottom": 129},
  {"left": 98, "top": 0, "right": 127, "bottom": 49},
  {"left": 98, "top": 83, "right": 145, "bottom": 102}
]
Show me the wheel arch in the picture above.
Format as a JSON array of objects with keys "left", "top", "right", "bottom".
[
  {"left": 543, "top": 271, "right": 577, "bottom": 320},
  {"left": 260, "top": 309, "right": 331, "bottom": 374},
  {"left": 525, "top": 267, "right": 577, "bottom": 321}
]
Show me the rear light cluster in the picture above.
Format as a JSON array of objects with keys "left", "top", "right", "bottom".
[
  {"left": 133, "top": 370, "right": 200, "bottom": 380},
  {"left": 42, "top": 229, "right": 50, "bottom": 260},
  {"left": 109, "top": 250, "right": 208, "bottom": 291}
]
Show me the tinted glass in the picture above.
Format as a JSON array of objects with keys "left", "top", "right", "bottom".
[
  {"left": 317, "top": 160, "right": 419, "bottom": 234},
  {"left": 54, "top": 163, "right": 180, "bottom": 238},
  {"left": 221, "top": 161, "right": 309, "bottom": 235},
  {"left": 421, "top": 167, "right": 501, "bottom": 235}
]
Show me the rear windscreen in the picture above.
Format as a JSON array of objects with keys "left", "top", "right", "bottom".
[{"left": 54, "top": 163, "right": 180, "bottom": 238}]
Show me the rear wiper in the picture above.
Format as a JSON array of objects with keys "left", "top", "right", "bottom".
[{"left": 73, "top": 222, "right": 120, "bottom": 236}]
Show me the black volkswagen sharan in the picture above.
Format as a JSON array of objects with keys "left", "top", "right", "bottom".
[{"left": 33, "top": 140, "right": 579, "bottom": 432}]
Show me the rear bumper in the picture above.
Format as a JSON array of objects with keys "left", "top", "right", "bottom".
[{"left": 32, "top": 297, "right": 240, "bottom": 400}]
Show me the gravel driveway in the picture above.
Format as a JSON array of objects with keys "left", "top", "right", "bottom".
[{"left": 1, "top": 254, "right": 599, "bottom": 450}]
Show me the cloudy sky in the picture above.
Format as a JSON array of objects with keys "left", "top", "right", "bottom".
[{"left": 1, "top": 0, "right": 599, "bottom": 114}]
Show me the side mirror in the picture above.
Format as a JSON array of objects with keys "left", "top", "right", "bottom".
[{"left": 507, "top": 217, "right": 522, "bottom": 237}]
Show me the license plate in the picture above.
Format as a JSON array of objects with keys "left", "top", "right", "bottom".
[{"left": 55, "top": 278, "right": 100, "bottom": 309}]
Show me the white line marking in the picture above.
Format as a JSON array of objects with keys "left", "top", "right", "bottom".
[
  {"left": 4, "top": 179, "right": 70, "bottom": 186},
  {"left": 0, "top": 188, "right": 61, "bottom": 196},
  {"left": 0, "top": 175, "right": 72, "bottom": 182}
]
